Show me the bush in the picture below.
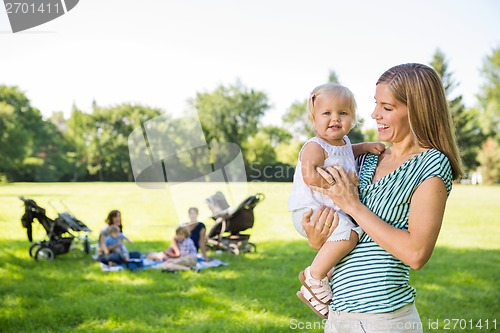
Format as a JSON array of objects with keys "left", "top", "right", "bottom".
[{"left": 477, "top": 137, "right": 500, "bottom": 184}]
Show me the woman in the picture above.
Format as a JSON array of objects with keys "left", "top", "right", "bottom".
[
  {"left": 184, "top": 207, "right": 208, "bottom": 262},
  {"left": 97, "top": 210, "right": 131, "bottom": 265},
  {"left": 147, "top": 207, "right": 208, "bottom": 262},
  {"left": 302, "top": 63, "right": 463, "bottom": 332}
]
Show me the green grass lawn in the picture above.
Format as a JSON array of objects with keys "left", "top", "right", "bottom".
[{"left": 0, "top": 182, "right": 499, "bottom": 332}]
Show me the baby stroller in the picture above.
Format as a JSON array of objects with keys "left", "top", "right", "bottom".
[
  {"left": 206, "top": 192, "right": 265, "bottom": 255},
  {"left": 19, "top": 197, "right": 92, "bottom": 261}
]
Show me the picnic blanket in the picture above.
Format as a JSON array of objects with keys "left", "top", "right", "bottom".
[{"left": 97, "top": 254, "right": 228, "bottom": 272}]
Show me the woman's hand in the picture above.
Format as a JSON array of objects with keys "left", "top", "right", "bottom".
[
  {"left": 310, "top": 166, "right": 362, "bottom": 215},
  {"left": 301, "top": 206, "right": 339, "bottom": 251}
]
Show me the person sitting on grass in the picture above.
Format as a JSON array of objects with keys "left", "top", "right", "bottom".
[
  {"left": 103, "top": 225, "right": 130, "bottom": 265},
  {"left": 97, "top": 210, "right": 133, "bottom": 266},
  {"left": 152, "top": 226, "right": 198, "bottom": 271},
  {"left": 184, "top": 207, "right": 209, "bottom": 261}
]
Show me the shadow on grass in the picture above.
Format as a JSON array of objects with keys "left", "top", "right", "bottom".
[{"left": 0, "top": 240, "right": 498, "bottom": 332}]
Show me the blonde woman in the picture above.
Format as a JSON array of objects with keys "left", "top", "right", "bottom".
[{"left": 303, "top": 63, "right": 463, "bottom": 333}]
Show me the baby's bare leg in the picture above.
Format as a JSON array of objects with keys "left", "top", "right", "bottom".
[
  {"left": 310, "top": 230, "right": 358, "bottom": 280},
  {"left": 146, "top": 252, "right": 162, "bottom": 260}
]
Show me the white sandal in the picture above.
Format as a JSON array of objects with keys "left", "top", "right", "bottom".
[
  {"left": 296, "top": 286, "right": 329, "bottom": 319},
  {"left": 299, "top": 266, "right": 332, "bottom": 305}
]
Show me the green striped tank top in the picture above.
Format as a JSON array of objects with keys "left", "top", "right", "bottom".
[{"left": 330, "top": 148, "right": 453, "bottom": 313}]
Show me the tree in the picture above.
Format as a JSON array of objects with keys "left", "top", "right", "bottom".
[
  {"left": 192, "top": 81, "right": 270, "bottom": 161},
  {"left": 28, "top": 118, "right": 72, "bottom": 181},
  {"left": 328, "top": 70, "right": 340, "bottom": 84},
  {"left": 245, "top": 126, "right": 297, "bottom": 182},
  {"left": 430, "top": 49, "right": 485, "bottom": 173},
  {"left": 0, "top": 85, "right": 72, "bottom": 181},
  {"left": 261, "top": 125, "right": 292, "bottom": 147},
  {"left": 282, "top": 100, "right": 313, "bottom": 140},
  {"left": 63, "top": 105, "right": 95, "bottom": 181},
  {"left": 348, "top": 119, "right": 365, "bottom": 144},
  {"left": 364, "top": 128, "right": 378, "bottom": 142},
  {"left": 477, "top": 138, "right": 500, "bottom": 184},
  {"left": 244, "top": 132, "right": 277, "bottom": 166},
  {"left": 0, "top": 102, "right": 29, "bottom": 177},
  {"left": 86, "top": 102, "right": 164, "bottom": 181},
  {"left": 478, "top": 48, "right": 500, "bottom": 140}
]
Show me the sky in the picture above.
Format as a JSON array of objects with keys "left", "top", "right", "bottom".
[{"left": 1, "top": 0, "right": 499, "bottom": 130}]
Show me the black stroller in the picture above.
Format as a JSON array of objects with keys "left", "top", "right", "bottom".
[
  {"left": 206, "top": 192, "right": 265, "bottom": 255},
  {"left": 20, "top": 197, "right": 92, "bottom": 260}
]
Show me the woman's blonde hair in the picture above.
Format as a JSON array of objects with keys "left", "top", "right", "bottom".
[
  {"left": 377, "top": 63, "right": 463, "bottom": 180},
  {"left": 307, "top": 83, "right": 357, "bottom": 128}
]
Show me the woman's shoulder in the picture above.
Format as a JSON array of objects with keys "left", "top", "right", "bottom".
[
  {"left": 188, "top": 222, "right": 206, "bottom": 234},
  {"left": 427, "top": 148, "right": 450, "bottom": 160},
  {"left": 416, "top": 148, "right": 453, "bottom": 190},
  {"left": 191, "top": 221, "right": 206, "bottom": 229},
  {"left": 417, "top": 148, "right": 452, "bottom": 171}
]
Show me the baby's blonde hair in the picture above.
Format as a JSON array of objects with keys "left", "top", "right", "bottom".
[
  {"left": 176, "top": 226, "right": 190, "bottom": 238},
  {"left": 307, "top": 83, "right": 357, "bottom": 128},
  {"left": 108, "top": 225, "right": 120, "bottom": 235}
]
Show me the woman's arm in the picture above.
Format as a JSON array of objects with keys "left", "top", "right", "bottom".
[
  {"left": 199, "top": 227, "right": 208, "bottom": 261},
  {"left": 122, "top": 234, "right": 133, "bottom": 243},
  {"left": 351, "top": 177, "right": 446, "bottom": 269},
  {"left": 311, "top": 166, "right": 447, "bottom": 270},
  {"left": 99, "top": 233, "right": 109, "bottom": 255}
]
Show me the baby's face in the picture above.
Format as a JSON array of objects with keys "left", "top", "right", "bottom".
[
  {"left": 110, "top": 231, "right": 119, "bottom": 238},
  {"left": 312, "top": 93, "right": 353, "bottom": 143}
]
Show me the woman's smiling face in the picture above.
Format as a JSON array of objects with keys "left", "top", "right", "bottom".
[{"left": 372, "top": 83, "right": 411, "bottom": 143}]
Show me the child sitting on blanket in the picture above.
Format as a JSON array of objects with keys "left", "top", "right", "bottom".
[
  {"left": 104, "top": 225, "right": 130, "bottom": 263},
  {"left": 153, "top": 226, "right": 198, "bottom": 271}
]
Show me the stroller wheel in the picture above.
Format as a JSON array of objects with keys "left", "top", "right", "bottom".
[
  {"left": 228, "top": 243, "right": 240, "bottom": 255},
  {"left": 29, "top": 243, "right": 42, "bottom": 258},
  {"left": 248, "top": 243, "right": 257, "bottom": 253},
  {"left": 35, "top": 247, "right": 55, "bottom": 261}
]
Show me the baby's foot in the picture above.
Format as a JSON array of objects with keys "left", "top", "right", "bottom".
[
  {"left": 298, "top": 266, "right": 332, "bottom": 305},
  {"left": 296, "top": 286, "right": 328, "bottom": 319}
]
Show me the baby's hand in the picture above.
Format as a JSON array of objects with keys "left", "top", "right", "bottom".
[{"left": 365, "top": 142, "right": 385, "bottom": 155}]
